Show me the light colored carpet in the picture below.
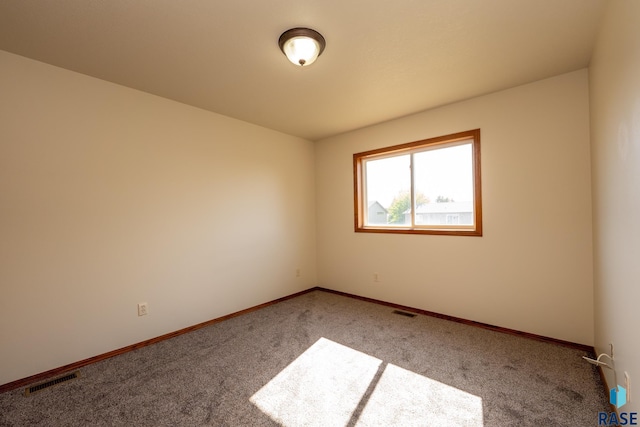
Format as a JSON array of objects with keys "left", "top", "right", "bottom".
[{"left": 0, "top": 290, "right": 609, "bottom": 426}]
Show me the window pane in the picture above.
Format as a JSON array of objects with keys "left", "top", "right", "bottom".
[
  {"left": 364, "top": 155, "right": 410, "bottom": 226},
  {"left": 413, "top": 142, "right": 474, "bottom": 226},
  {"left": 354, "top": 129, "right": 481, "bottom": 236}
]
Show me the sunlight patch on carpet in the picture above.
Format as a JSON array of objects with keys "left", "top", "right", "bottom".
[
  {"left": 250, "top": 337, "right": 484, "bottom": 426},
  {"left": 357, "top": 363, "right": 484, "bottom": 426},
  {"left": 250, "top": 337, "right": 382, "bottom": 426}
]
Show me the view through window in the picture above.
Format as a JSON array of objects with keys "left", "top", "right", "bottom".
[{"left": 354, "top": 129, "right": 482, "bottom": 236}]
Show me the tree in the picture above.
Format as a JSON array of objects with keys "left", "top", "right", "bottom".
[
  {"left": 436, "top": 195, "right": 454, "bottom": 203},
  {"left": 387, "top": 190, "right": 429, "bottom": 224}
]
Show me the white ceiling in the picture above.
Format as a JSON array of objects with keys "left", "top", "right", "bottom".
[{"left": 0, "top": 1, "right": 607, "bottom": 141}]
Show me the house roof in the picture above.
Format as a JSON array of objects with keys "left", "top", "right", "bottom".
[
  {"left": 368, "top": 201, "right": 388, "bottom": 213},
  {"left": 407, "top": 201, "right": 474, "bottom": 214},
  {"left": 0, "top": 1, "right": 607, "bottom": 141}
]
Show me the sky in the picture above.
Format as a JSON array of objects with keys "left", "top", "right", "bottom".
[{"left": 364, "top": 142, "right": 473, "bottom": 209}]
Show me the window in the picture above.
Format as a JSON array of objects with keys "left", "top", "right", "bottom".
[{"left": 353, "top": 129, "right": 482, "bottom": 236}]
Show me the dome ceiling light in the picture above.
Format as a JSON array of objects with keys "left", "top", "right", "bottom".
[{"left": 278, "top": 27, "right": 326, "bottom": 67}]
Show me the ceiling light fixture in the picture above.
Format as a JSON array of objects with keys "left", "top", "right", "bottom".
[{"left": 278, "top": 27, "right": 326, "bottom": 67}]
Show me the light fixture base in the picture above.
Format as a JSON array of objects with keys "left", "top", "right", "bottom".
[{"left": 278, "top": 27, "right": 326, "bottom": 67}]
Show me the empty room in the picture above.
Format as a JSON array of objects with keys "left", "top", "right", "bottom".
[{"left": 1, "top": 1, "right": 638, "bottom": 425}]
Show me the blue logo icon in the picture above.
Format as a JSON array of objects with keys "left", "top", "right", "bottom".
[
  {"left": 611, "top": 385, "right": 628, "bottom": 409},
  {"left": 599, "top": 386, "right": 636, "bottom": 425}
]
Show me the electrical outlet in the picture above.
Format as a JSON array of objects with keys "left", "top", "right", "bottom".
[
  {"left": 138, "top": 302, "right": 148, "bottom": 316},
  {"left": 373, "top": 272, "right": 380, "bottom": 282},
  {"left": 610, "top": 343, "right": 615, "bottom": 359},
  {"left": 296, "top": 268, "right": 301, "bottom": 277}
]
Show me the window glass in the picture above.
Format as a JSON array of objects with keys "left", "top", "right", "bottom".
[{"left": 353, "top": 129, "right": 482, "bottom": 236}]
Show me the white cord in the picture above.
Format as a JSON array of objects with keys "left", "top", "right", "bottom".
[{"left": 582, "top": 352, "right": 614, "bottom": 369}]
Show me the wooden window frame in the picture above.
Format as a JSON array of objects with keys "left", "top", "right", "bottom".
[{"left": 353, "top": 129, "right": 482, "bottom": 236}]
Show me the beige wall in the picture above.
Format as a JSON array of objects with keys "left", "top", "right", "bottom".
[
  {"left": 316, "top": 70, "right": 594, "bottom": 345},
  {"left": 590, "top": 0, "right": 640, "bottom": 413},
  {"left": 0, "top": 50, "right": 316, "bottom": 386}
]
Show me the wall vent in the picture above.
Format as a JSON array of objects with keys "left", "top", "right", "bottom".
[
  {"left": 24, "top": 371, "right": 80, "bottom": 396},
  {"left": 392, "top": 310, "right": 417, "bottom": 318}
]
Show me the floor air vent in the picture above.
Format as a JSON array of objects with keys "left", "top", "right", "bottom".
[
  {"left": 392, "top": 310, "right": 417, "bottom": 318},
  {"left": 24, "top": 371, "right": 80, "bottom": 396}
]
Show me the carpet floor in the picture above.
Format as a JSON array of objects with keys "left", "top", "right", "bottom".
[{"left": 0, "top": 290, "right": 609, "bottom": 426}]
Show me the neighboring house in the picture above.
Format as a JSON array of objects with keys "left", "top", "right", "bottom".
[
  {"left": 404, "top": 201, "right": 473, "bottom": 225},
  {"left": 367, "top": 201, "right": 388, "bottom": 224}
]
